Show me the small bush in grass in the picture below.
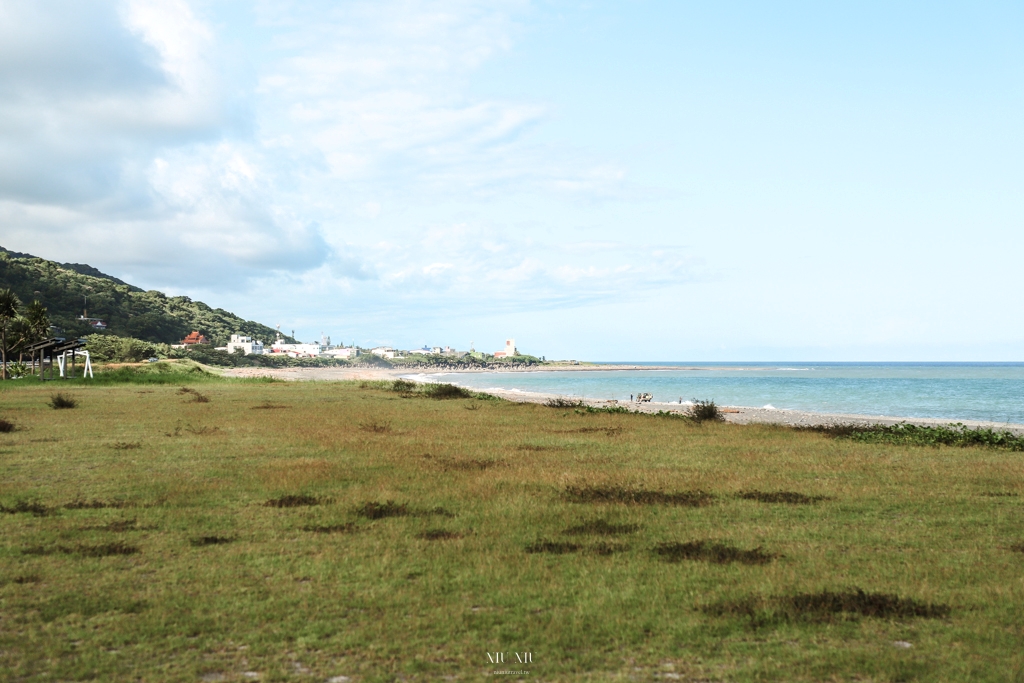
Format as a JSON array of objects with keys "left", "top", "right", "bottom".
[
  {"left": 736, "top": 490, "right": 832, "bottom": 504},
  {"left": 177, "top": 386, "right": 210, "bottom": 403},
  {"left": 564, "top": 485, "right": 713, "bottom": 507},
  {"left": 190, "top": 536, "right": 234, "bottom": 547},
  {"left": 525, "top": 539, "right": 582, "bottom": 554},
  {"left": 359, "top": 419, "right": 391, "bottom": 433},
  {"left": 302, "top": 523, "right": 357, "bottom": 534},
  {"left": 264, "top": 494, "right": 324, "bottom": 508},
  {"left": 546, "top": 397, "right": 584, "bottom": 408},
  {"left": 356, "top": 500, "right": 410, "bottom": 519},
  {"left": 391, "top": 379, "right": 417, "bottom": 392},
  {"left": 703, "top": 588, "right": 950, "bottom": 626},
  {"left": 688, "top": 398, "right": 723, "bottom": 423},
  {"left": 49, "top": 393, "right": 77, "bottom": 409},
  {"left": 418, "top": 529, "right": 463, "bottom": 541},
  {"left": 564, "top": 519, "right": 640, "bottom": 536},
  {"left": 0, "top": 418, "right": 15, "bottom": 433},
  {"left": 653, "top": 540, "right": 775, "bottom": 565},
  {"left": 422, "top": 383, "right": 473, "bottom": 399}
]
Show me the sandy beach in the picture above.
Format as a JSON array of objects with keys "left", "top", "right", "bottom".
[{"left": 224, "top": 365, "right": 1024, "bottom": 435}]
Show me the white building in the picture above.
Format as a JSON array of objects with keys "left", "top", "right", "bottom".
[
  {"left": 493, "top": 338, "right": 517, "bottom": 358},
  {"left": 371, "top": 346, "right": 398, "bottom": 359},
  {"left": 322, "top": 347, "right": 360, "bottom": 359},
  {"left": 226, "top": 334, "right": 264, "bottom": 355},
  {"left": 270, "top": 341, "right": 323, "bottom": 357}
]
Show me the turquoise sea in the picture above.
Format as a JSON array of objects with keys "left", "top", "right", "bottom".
[{"left": 424, "top": 363, "right": 1024, "bottom": 425}]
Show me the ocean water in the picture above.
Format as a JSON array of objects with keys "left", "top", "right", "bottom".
[{"left": 423, "top": 363, "right": 1024, "bottom": 425}]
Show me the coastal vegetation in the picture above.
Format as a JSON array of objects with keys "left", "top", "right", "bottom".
[
  {"left": 807, "top": 422, "right": 1024, "bottom": 451},
  {"left": 0, "top": 247, "right": 293, "bottom": 345},
  {"left": 1, "top": 377, "right": 1023, "bottom": 681}
]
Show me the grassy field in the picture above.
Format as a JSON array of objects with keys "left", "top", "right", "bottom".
[{"left": 1, "top": 372, "right": 1023, "bottom": 682}]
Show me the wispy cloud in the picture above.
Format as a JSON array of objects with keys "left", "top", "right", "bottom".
[{"left": 0, "top": 0, "right": 671, "bottom": 310}]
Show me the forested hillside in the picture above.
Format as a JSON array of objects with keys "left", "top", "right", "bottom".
[{"left": 0, "top": 247, "right": 293, "bottom": 346}]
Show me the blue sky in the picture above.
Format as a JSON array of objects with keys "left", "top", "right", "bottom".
[{"left": 1, "top": 1, "right": 1022, "bottom": 360}]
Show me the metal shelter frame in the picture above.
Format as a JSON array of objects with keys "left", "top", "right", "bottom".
[{"left": 25, "top": 338, "right": 91, "bottom": 381}]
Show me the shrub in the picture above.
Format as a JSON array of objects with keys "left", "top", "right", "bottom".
[
  {"left": 49, "top": 393, "right": 77, "bottom": 409},
  {"left": 177, "top": 386, "right": 210, "bottom": 403},
  {"left": 688, "top": 398, "right": 723, "bottom": 423},
  {"left": 546, "top": 397, "right": 584, "bottom": 408},
  {"left": 805, "top": 422, "right": 1024, "bottom": 451},
  {"left": 422, "top": 383, "right": 473, "bottom": 399},
  {"left": 0, "top": 418, "right": 15, "bottom": 433},
  {"left": 391, "top": 379, "right": 417, "bottom": 392},
  {"left": 86, "top": 334, "right": 158, "bottom": 363},
  {"left": 359, "top": 419, "right": 391, "bottom": 433},
  {"left": 264, "top": 495, "right": 324, "bottom": 508}
]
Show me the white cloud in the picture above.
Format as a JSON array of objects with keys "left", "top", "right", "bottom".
[
  {"left": 0, "top": 0, "right": 665, "bottom": 310},
  {"left": 316, "top": 225, "right": 703, "bottom": 312}
]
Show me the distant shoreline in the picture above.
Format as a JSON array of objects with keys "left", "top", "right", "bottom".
[{"left": 223, "top": 365, "right": 1024, "bottom": 435}]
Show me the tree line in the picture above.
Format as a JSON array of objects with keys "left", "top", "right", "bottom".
[{"left": 0, "top": 288, "right": 51, "bottom": 379}]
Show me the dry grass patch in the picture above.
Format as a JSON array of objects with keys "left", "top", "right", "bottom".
[
  {"left": 81, "top": 519, "right": 144, "bottom": 532},
  {"left": 355, "top": 500, "right": 455, "bottom": 519},
  {"left": 264, "top": 494, "right": 326, "bottom": 508},
  {"left": 417, "top": 529, "right": 464, "bottom": 541},
  {"left": 736, "top": 490, "right": 833, "bottom": 504},
  {"left": 653, "top": 541, "right": 776, "bottom": 565},
  {"left": 24, "top": 541, "right": 140, "bottom": 557},
  {"left": 257, "top": 458, "right": 339, "bottom": 488},
  {"left": 525, "top": 539, "right": 582, "bottom": 554},
  {"left": 64, "top": 499, "right": 134, "bottom": 510},
  {"left": 564, "top": 519, "right": 640, "bottom": 536},
  {"left": 302, "top": 523, "right": 357, "bottom": 534},
  {"left": 704, "top": 588, "right": 951, "bottom": 625},
  {"left": 564, "top": 484, "right": 713, "bottom": 507},
  {"left": 359, "top": 418, "right": 392, "bottom": 433},
  {"left": 177, "top": 386, "right": 210, "bottom": 403},
  {"left": 1, "top": 500, "right": 51, "bottom": 516}
]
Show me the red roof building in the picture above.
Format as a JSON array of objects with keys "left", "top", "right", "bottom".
[{"left": 182, "top": 331, "right": 208, "bottom": 345}]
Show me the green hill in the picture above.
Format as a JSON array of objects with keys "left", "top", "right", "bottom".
[{"left": 0, "top": 246, "right": 294, "bottom": 346}]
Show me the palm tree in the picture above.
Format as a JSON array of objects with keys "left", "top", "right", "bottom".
[
  {"left": 23, "top": 300, "right": 50, "bottom": 375},
  {"left": 0, "top": 288, "right": 21, "bottom": 380}
]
